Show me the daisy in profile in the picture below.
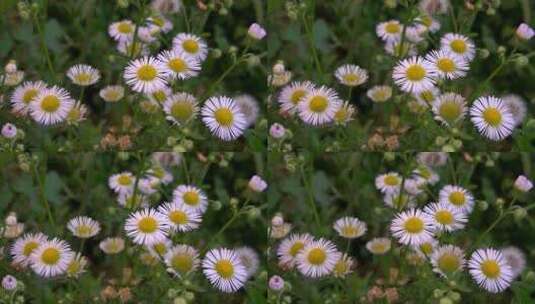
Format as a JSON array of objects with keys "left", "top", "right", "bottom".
[
  {"left": 164, "top": 244, "right": 200, "bottom": 277},
  {"left": 67, "top": 216, "right": 101, "bottom": 239},
  {"left": 432, "top": 93, "right": 467, "bottom": 127},
  {"left": 30, "top": 238, "right": 74, "bottom": 278},
  {"left": 201, "top": 96, "right": 247, "bottom": 141},
  {"left": 501, "top": 246, "right": 526, "bottom": 279},
  {"left": 415, "top": 15, "right": 441, "bottom": 33},
  {"left": 334, "top": 64, "right": 368, "bottom": 87},
  {"left": 278, "top": 81, "right": 315, "bottom": 115},
  {"left": 108, "top": 20, "right": 135, "bottom": 41},
  {"left": 66, "top": 64, "right": 100, "bottom": 86},
  {"left": 296, "top": 238, "right": 341, "bottom": 278},
  {"left": 333, "top": 101, "right": 356, "bottom": 125},
  {"left": 65, "top": 101, "right": 88, "bottom": 125},
  {"left": 392, "top": 56, "right": 436, "bottom": 93},
  {"left": 423, "top": 202, "right": 467, "bottom": 232},
  {"left": 123, "top": 56, "right": 167, "bottom": 94},
  {"left": 439, "top": 185, "right": 474, "bottom": 214},
  {"left": 375, "top": 172, "right": 402, "bottom": 193},
  {"left": 502, "top": 94, "right": 527, "bottom": 127},
  {"left": 163, "top": 92, "right": 198, "bottom": 125},
  {"left": 469, "top": 248, "right": 513, "bottom": 293},
  {"left": 117, "top": 40, "right": 149, "bottom": 57},
  {"left": 108, "top": 172, "right": 135, "bottom": 194},
  {"left": 118, "top": 192, "right": 149, "bottom": 209},
  {"left": 333, "top": 217, "right": 367, "bottom": 239},
  {"left": 172, "top": 33, "right": 208, "bottom": 62},
  {"left": 10, "top": 233, "right": 47, "bottom": 267},
  {"left": 99, "top": 85, "right": 124, "bottom": 102},
  {"left": 333, "top": 254, "right": 354, "bottom": 278},
  {"left": 298, "top": 86, "right": 342, "bottom": 126},
  {"left": 440, "top": 33, "right": 476, "bottom": 62},
  {"left": 376, "top": 20, "right": 403, "bottom": 41},
  {"left": 235, "top": 94, "right": 260, "bottom": 128},
  {"left": 414, "top": 238, "right": 438, "bottom": 256},
  {"left": 147, "top": 238, "right": 172, "bottom": 258},
  {"left": 157, "top": 49, "right": 200, "bottom": 81},
  {"left": 414, "top": 87, "right": 440, "bottom": 106},
  {"left": 367, "top": 85, "right": 392, "bottom": 103},
  {"left": 390, "top": 208, "right": 434, "bottom": 246},
  {"left": 173, "top": 184, "right": 208, "bottom": 214},
  {"left": 430, "top": 245, "right": 466, "bottom": 277},
  {"left": 147, "top": 86, "right": 172, "bottom": 104},
  {"left": 385, "top": 40, "right": 418, "bottom": 57},
  {"left": 412, "top": 166, "right": 439, "bottom": 185},
  {"left": 366, "top": 238, "right": 391, "bottom": 255},
  {"left": 158, "top": 201, "right": 202, "bottom": 233},
  {"left": 202, "top": 248, "right": 247, "bottom": 293},
  {"left": 124, "top": 208, "right": 169, "bottom": 245},
  {"left": 384, "top": 191, "right": 416, "bottom": 209},
  {"left": 236, "top": 247, "right": 260, "bottom": 279},
  {"left": 277, "top": 233, "right": 314, "bottom": 268},
  {"left": 10, "top": 81, "right": 47, "bottom": 115},
  {"left": 30, "top": 86, "right": 74, "bottom": 125},
  {"left": 426, "top": 49, "right": 468, "bottom": 80},
  {"left": 470, "top": 96, "right": 514, "bottom": 141},
  {"left": 99, "top": 237, "right": 125, "bottom": 255},
  {"left": 66, "top": 253, "right": 88, "bottom": 278}
]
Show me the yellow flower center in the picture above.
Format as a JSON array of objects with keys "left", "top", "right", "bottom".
[
  {"left": 482, "top": 107, "right": 502, "bottom": 126},
  {"left": 23, "top": 241, "right": 39, "bottom": 256},
  {"left": 183, "top": 39, "right": 199, "bottom": 53},
  {"left": 341, "top": 226, "right": 359, "bottom": 237},
  {"left": 309, "top": 96, "right": 328, "bottom": 113},
  {"left": 439, "top": 101, "right": 461, "bottom": 122},
  {"left": 67, "top": 107, "right": 81, "bottom": 121},
  {"left": 307, "top": 248, "right": 326, "bottom": 265},
  {"left": 372, "top": 243, "right": 386, "bottom": 253},
  {"left": 152, "top": 17, "right": 165, "bottom": 27},
  {"left": 438, "top": 253, "right": 460, "bottom": 273},
  {"left": 290, "top": 90, "right": 306, "bottom": 105},
  {"left": 172, "top": 254, "right": 193, "bottom": 273},
  {"left": 481, "top": 260, "right": 501, "bottom": 279},
  {"left": 183, "top": 191, "right": 199, "bottom": 206},
  {"left": 404, "top": 217, "right": 424, "bottom": 233},
  {"left": 422, "top": 16, "right": 433, "bottom": 27},
  {"left": 41, "top": 248, "right": 60, "bottom": 265},
  {"left": 171, "top": 102, "right": 193, "bottom": 122},
  {"left": 168, "top": 58, "right": 187, "bottom": 73},
  {"left": 214, "top": 108, "right": 234, "bottom": 126},
  {"left": 334, "top": 260, "right": 348, "bottom": 274},
  {"left": 435, "top": 210, "right": 454, "bottom": 225},
  {"left": 406, "top": 65, "right": 426, "bottom": 81},
  {"left": 153, "top": 243, "right": 167, "bottom": 255},
  {"left": 385, "top": 22, "right": 400, "bottom": 34},
  {"left": 436, "top": 58, "right": 456, "bottom": 73},
  {"left": 449, "top": 191, "right": 465, "bottom": 206},
  {"left": 384, "top": 175, "right": 399, "bottom": 186},
  {"left": 136, "top": 65, "right": 157, "bottom": 81},
  {"left": 138, "top": 217, "right": 158, "bottom": 233},
  {"left": 334, "top": 108, "right": 348, "bottom": 122},
  {"left": 74, "top": 73, "right": 92, "bottom": 84},
  {"left": 118, "top": 175, "right": 131, "bottom": 186},
  {"left": 343, "top": 74, "right": 359, "bottom": 84},
  {"left": 450, "top": 39, "right": 467, "bottom": 54},
  {"left": 420, "top": 243, "right": 434, "bottom": 255},
  {"left": 23, "top": 89, "right": 39, "bottom": 104},
  {"left": 152, "top": 90, "right": 167, "bottom": 103},
  {"left": 67, "top": 260, "right": 81, "bottom": 274},
  {"left": 169, "top": 210, "right": 188, "bottom": 225},
  {"left": 118, "top": 22, "right": 132, "bottom": 34},
  {"left": 289, "top": 241, "right": 304, "bottom": 257},
  {"left": 41, "top": 95, "right": 60, "bottom": 113},
  {"left": 76, "top": 225, "right": 92, "bottom": 236},
  {"left": 104, "top": 90, "right": 120, "bottom": 101},
  {"left": 215, "top": 259, "right": 234, "bottom": 278},
  {"left": 420, "top": 90, "right": 435, "bottom": 103}
]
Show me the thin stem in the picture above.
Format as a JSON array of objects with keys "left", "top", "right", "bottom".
[
  {"left": 32, "top": 161, "right": 55, "bottom": 227},
  {"left": 182, "top": 156, "right": 191, "bottom": 184},
  {"left": 300, "top": 165, "right": 321, "bottom": 228},
  {"left": 33, "top": 11, "right": 56, "bottom": 81},
  {"left": 448, "top": 157, "right": 457, "bottom": 185},
  {"left": 301, "top": 11, "right": 322, "bottom": 74},
  {"left": 203, "top": 198, "right": 251, "bottom": 252},
  {"left": 449, "top": 4, "right": 458, "bottom": 33},
  {"left": 182, "top": 4, "right": 191, "bottom": 32}
]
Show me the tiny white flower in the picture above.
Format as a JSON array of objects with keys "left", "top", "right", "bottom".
[
  {"left": 432, "top": 93, "right": 467, "bottom": 127},
  {"left": 469, "top": 248, "right": 513, "bottom": 293},
  {"left": 430, "top": 245, "right": 466, "bottom": 277},
  {"left": 201, "top": 96, "right": 247, "bottom": 141},
  {"left": 30, "top": 238, "right": 74, "bottom": 278},
  {"left": 334, "top": 64, "right": 368, "bottom": 87},
  {"left": 66, "top": 64, "right": 100, "bottom": 86},
  {"left": 172, "top": 33, "right": 208, "bottom": 62},
  {"left": 470, "top": 96, "right": 515, "bottom": 141},
  {"left": 298, "top": 86, "right": 342, "bottom": 126},
  {"left": 296, "top": 238, "right": 341, "bottom": 278},
  {"left": 440, "top": 33, "right": 476, "bottom": 62},
  {"left": 124, "top": 208, "right": 169, "bottom": 245},
  {"left": 67, "top": 216, "right": 101, "bottom": 239},
  {"left": 163, "top": 92, "right": 198, "bottom": 125},
  {"left": 202, "top": 248, "right": 247, "bottom": 293},
  {"left": 278, "top": 81, "right": 315, "bottom": 115},
  {"left": 333, "top": 217, "right": 367, "bottom": 239},
  {"left": 390, "top": 208, "right": 434, "bottom": 246},
  {"left": 366, "top": 237, "right": 391, "bottom": 255},
  {"left": 123, "top": 56, "right": 167, "bottom": 94},
  {"left": 392, "top": 56, "right": 436, "bottom": 93},
  {"left": 30, "top": 86, "right": 74, "bottom": 125},
  {"left": 438, "top": 185, "right": 475, "bottom": 214}
]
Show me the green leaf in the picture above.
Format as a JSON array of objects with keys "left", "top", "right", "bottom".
[
  {"left": 312, "top": 19, "right": 331, "bottom": 53},
  {"left": 44, "top": 171, "right": 63, "bottom": 205},
  {"left": 44, "top": 18, "right": 65, "bottom": 53}
]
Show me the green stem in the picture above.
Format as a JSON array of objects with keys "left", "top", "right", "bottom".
[
  {"left": 301, "top": 11, "right": 322, "bottom": 74},
  {"left": 32, "top": 161, "right": 55, "bottom": 227},
  {"left": 33, "top": 11, "right": 55, "bottom": 81},
  {"left": 300, "top": 165, "right": 321, "bottom": 228},
  {"left": 448, "top": 157, "right": 457, "bottom": 185},
  {"left": 449, "top": 4, "right": 458, "bottom": 33},
  {"left": 204, "top": 198, "right": 251, "bottom": 251}
]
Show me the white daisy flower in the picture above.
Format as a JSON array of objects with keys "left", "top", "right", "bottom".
[
  {"left": 146, "top": 166, "right": 173, "bottom": 185},
  {"left": 66, "top": 100, "right": 89, "bottom": 125},
  {"left": 414, "top": 238, "right": 439, "bottom": 256},
  {"left": 366, "top": 237, "right": 391, "bottom": 255},
  {"left": 108, "top": 172, "right": 135, "bottom": 194},
  {"left": 278, "top": 81, "right": 315, "bottom": 115},
  {"left": 333, "top": 101, "right": 356, "bottom": 125},
  {"left": 66, "top": 252, "right": 88, "bottom": 278},
  {"left": 99, "top": 237, "right": 125, "bottom": 255},
  {"left": 30, "top": 238, "right": 74, "bottom": 278},
  {"left": 235, "top": 94, "right": 260, "bottom": 128},
  {"left": 99, "top": 85, "right": 124, "bottom": 102},
  {"left": 367, "top": 85, "right": 392, "bottom": 103},
  {"left": 502, "top": 94, "right": 527, "bottom": 127},
  {"left": 440, "top": 33, "right": 476, "bottom": 62},
  {"left": 108, "top": 20, "right": 135, "bottom": 41},
  {"left": 405, "top": 25, "right": 427, "bottom": 43},
  {"left": 432, "top": 93, "right": 467, "bottom": 127},
  {"left": 426, "top": 49, "right": 468, "bottom": 80},
  {"left": 390, "top": 208, "right": 434, "bottom": 246},
  {"left": 172, "top": 184, "right": 208, "bottom": 214},
  {"left": 334, "top": 64, "right": 368, "bottom": 87},
  {"left": 430, "top": 245, "right": 466, "bottom": 277},
  {"left": 376, "top": 20, "right": 403, "bottom": 41},
  {"left": 147, "top": 15, "right": 173, "bottom": 33},
  {"left": 66, "top": 64, "right": 100, "bottom": 86},
  {"left": 333, "top": 217, "right": 367, "bottom": 239},
  {"left": 10, "top": 233, "right": 47, "bottom": 267},
  {"left": 172, "top": 33, "right": 208, "bottom": 62},
  {"left": 10, "top": 81, "right": 47, "bottom": 115},
  {"left": 296, "top": 238, "right": 341, "bottom": 278},
  {"left": 423, "top": 202, "right": 467, "bottom": 232},
  {"left": 201, "top": 96, "right": 247, "bottom": 141},
  {"left": 416, "top": 15, "right": 441, "bottom": 33},
  {"left": 277, "top": 233, "right": 314, "bottom": 268},
  {"left": 392, "top": 56, "right": 436, "bottom": 93},
  {"left": 236, "top": 246, "right": 260, "bottom": 279},
  {"left": 124, "top": 208, "right": 169, "bottom": 245},
  {"left": 412, "top": 166, "right": 440, "bottom": 185},
  {"left": 158, "top": 201, "right": 202, "bottom": 233},
  {"left": 164, "top": 244, "right": 200, "bottom": 277},
  {"left": 413, "top": 87, "right": 441, "bottom": 106},
  {"left": 147, "top": 86, "right": 172, "bottom": 104},
  {"left": 146, "top": 238, "right": 172, "bottom": 258},
  {"left": 202, "top": 248, "right": 247, "bottom": 293},
  {"left": 157, "top": 49, "right": 201, "bottom": 81},
  {"left": 470, "top": 96, "right": 515, "bottom": 141},
  {"left": 123, "top": 56, "right": 167, "bottom": 94},
  {"left": 163, "top": 92, "right": 198, "bottom": 125},
  {"left": 298, "top": 86, "right": 342, "bottom": 126},
  {"left": 501, "top": 246, "right": 526, "bottom": 279},
  {"left": 438, "top": 185, "right": 475, "bottom": 214},
  {"left": 29, "top": 86, "right": 74, "bottom": 125},
  {"left": 375, "top": 172, "right": 402, "bottom": 193},
  {"left": 67, "top": 216, "right": 101, "bottom": 239},
  {"left": 469, "top": 248, "right": 513, "bottom": 293},
  {"left": 384, "top": 191, "right": 416, "bottom": 210},
  {"left": 333, "top": 254, "right": 354, "bottom": 278}
]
